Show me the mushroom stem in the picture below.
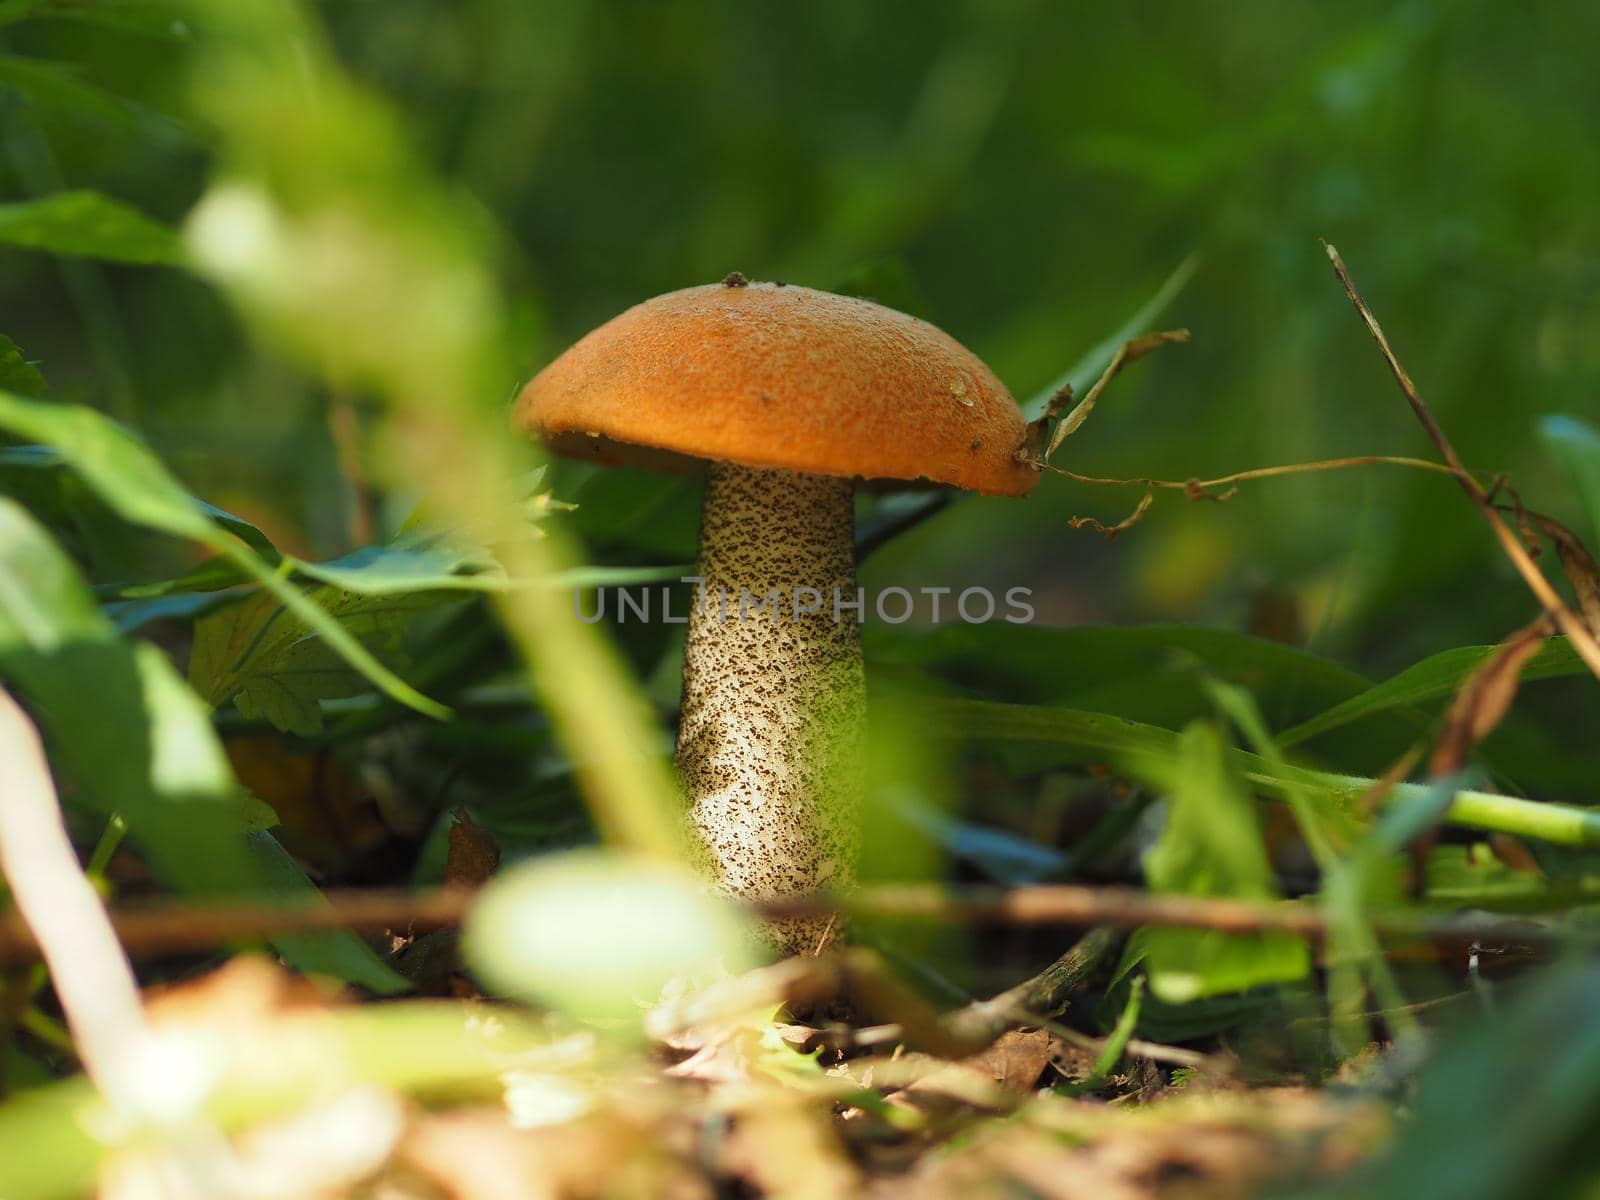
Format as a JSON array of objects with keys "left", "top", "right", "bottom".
[{"left": 677, "top": 462, "right": 864, "bottom": 955}]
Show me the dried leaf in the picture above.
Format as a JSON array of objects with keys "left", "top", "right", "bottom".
[
  {"left": 444, "top": 807, "right": 502, "bottom": 887},
  {"left": 1526, "top": 510, "right": 1600, "bottom": 634},
  {"left": 1068, "top": 491, "right": 1153, "bottom": 540},
  {"left": 1018, "top": 384, "right": 1075, "bottom": 462},
  {"left": 875, "top": 1087, "right": 1387, "bottom": 1200},
  {"left": 1044, "top": 329, "right": 1189, "bottom": 462},
  {"left": 720, "top": 1089, "right": 859, "bottom": 1200},
  {"left": 1487, "top": 832, "right": 1545, "bottom": 877},
  {"left": 1429, "top": 617, "right": 1554, "bottom": 777},
  {"left": 960, "top": 1028, "right": 1057, "bottom": 1095}
]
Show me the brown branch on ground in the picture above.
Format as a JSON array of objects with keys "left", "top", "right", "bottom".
[
  {"left": 655, "top": 928, "right": 1120, "bottom": 1061},
  {"left": 1323, "top": 243, "right": 1600, "bottom": 680},
  {"left": 0, "top": 882, "right": 1577, "bottom": 970},
  {"left": 765, "top": 884, "right": 1570, "bottom": 949},
  {"left": 839, "top": 927, "right": 1121, "bottom": 1057},
  {"left": 939, "top": 926, "right": 1119, "bottom": 1051},
  {"left": 0, "top": 887, "right": 477, "bottom": 967}
]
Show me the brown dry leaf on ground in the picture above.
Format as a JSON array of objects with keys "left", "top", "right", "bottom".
[
  {"left": 141, "top": 952, "right": 339, "bottom": 1032},
  {"left": 964, "top": 1028, "right": 1060, "bottom": 1094},
  {"left": 719, "top": 1086, "right": 863, "bottom": 1200},
  {"left": 85, "top": 958, "right": 1395, "bottom": 1200},
  {"left": 398, "top": 1103, "right": 710, "bottom": 1200},
  {"left": 870, "top": 1087, "right": 1389, "bottom": 1200},
  {"left": 864, "top": 1028, "right": 1060, "bottom": 1124}
]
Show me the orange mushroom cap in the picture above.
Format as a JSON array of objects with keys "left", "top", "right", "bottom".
[{"left": 514, "top": 277, "right": 1039, "bottom": 497}]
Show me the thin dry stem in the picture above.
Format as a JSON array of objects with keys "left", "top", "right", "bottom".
[
  {"left": 1324, "top": 242, "right": 1600, "bottom": 680},
  {"left": 1042, "top": 454, "right": 1465, "bottom": 496}
]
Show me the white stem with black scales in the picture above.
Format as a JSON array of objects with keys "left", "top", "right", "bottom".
[{"left": 676, "top": 462, "right": 864, "bottom": 955}]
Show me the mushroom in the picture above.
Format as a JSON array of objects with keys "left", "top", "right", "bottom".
[{"left": 515, "top": 275, "right": 1038, "bottom": 954}]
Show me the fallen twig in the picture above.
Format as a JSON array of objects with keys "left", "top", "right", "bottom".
[
  {"left": 0, "top": 887, "right": 475, "bottom": 966},
  {"left": 0, "top": 882, "right": 1583, "bottom": 970},
  {"left": 842, "top": 927, "right": 1122, "bottom": 1054},
  {"left": 939, "top": 926, "right": 1119, "bottom": 1051},
  {"left": 838, "top": 927, "right": 1121, "bottom": 1058},
  {"left": 785, "top": 885, "right": 1572, "bottom": 949}
]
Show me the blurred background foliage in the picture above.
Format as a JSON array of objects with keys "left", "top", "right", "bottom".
[{"left": 7, "top": 0, "right": 1599, "bottom": 654}]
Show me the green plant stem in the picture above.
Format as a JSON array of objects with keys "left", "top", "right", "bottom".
[
  {"left": 84, "top": 812, "right": 126, "bottom": 882},
  {"left": 938, "top": 699, "right": 1600, "bottom": 849},
  {"left": 17, "top": 1007, "right": 73, "bottom": 1054},
  {"left": 1087, "top": 975, "right": 1143, "bottom": 1083}
]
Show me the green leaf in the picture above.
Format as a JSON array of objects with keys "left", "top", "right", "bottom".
[
  {"left": 1540, "top": 414, "right": 1600, "bottom": 544},
  {"left": 240, "top": 832, "right": 414, "bottom": 991},
  {"left": 107, "top": 556, "right": 253, "bottom": 598},
  {"left": 1100, "top": 930, "right": 1288, "bottom": 1041},
  {"left": 0, "top": 396, "right": 213, "bottom": 537},
  {"left": 103, "top": 589, "right": 242, "bottom": 631},
  {"left": 2, "top": 1042, "right": 51, "bottom": 1092},
  {"left": 189, "top": 585, "right": 439, "bottom": 734},
  {"left": 1132, "top": 925, "right": 1305, "bottom": 1006},
  {"left": 1334, "top": 962, "right": 1600, "bottom": 1200},
  {"left": 0, "top": 392, "right": 448, "bottom": 721},
  {"left": 932, "top": 696, "right": 1600, "bottom": 850},
  {"left": 1126, "top": 720, "right": 1310, "bottom": 1002},
  {"left": 0, "top": 56, "right": 137, "bottom": 127},
  {"left": 292, "top": 534, "right": 507, "bottom": 594},
  {"left": 463, "top": 850, "right": 758, "bottom": 1029},
  {"left": 0, "top": 497, "right": 407, "bottom": 991},
  {"left": 1278, "top": 637, "right": 1582, "bottom": 748},
  {"left": 0, "top": 190, "right": 184, "bottom": 264},
  {"left": 867, "top": 621, "right": 1379, "bottom": 736},
  {"left": 0, "top": 0, "right": 192, "bottom": 35},
  {"left": 1422, "top": 842, "right": 1556, "bottom": 910},
  {"left": 1089, "top": 975, "right": 1143, "bottom": 1081},
  {"left": 1141, "top": 723, "right": 1277, "bottom": 891},
  {"left": 197, "top": 498, "right": 279, "bottom": 557},
  {"left": 0, "top": 0, "right": 50, "bottom": 25},
  {"left": 0, "top": 435, "right": 278, "bottom": 557},
  {"left": 0, "top": 334, "right": 45, "bottom": 396}
]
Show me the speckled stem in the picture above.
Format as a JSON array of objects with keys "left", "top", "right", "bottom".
[{"left": 676, "top": 463, "right": 864, "bottom": 956}]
